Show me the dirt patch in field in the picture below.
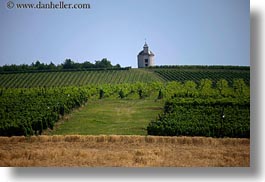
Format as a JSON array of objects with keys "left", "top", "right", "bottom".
[{"left": 145, "top": 107, "right": 163, "bottom": 111}]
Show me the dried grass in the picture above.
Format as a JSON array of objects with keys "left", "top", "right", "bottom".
[{"left": 0, "top": 135, "right": 249, "bottom": 167}]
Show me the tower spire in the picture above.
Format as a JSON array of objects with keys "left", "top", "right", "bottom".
[{"left": 144, "top": 39, "right": 148, "bottom": 48}]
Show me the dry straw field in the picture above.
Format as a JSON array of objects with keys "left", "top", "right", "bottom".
[{"left": 0, "top": 135, "right": 249, "bottom": 167}]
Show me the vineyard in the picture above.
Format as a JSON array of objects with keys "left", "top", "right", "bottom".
[
  {"left": 0, "top": 66, "right": 249, "bottom": 88},
  {"left": 147, "top": 98, "right": 250, "bottom": 138},
  {"left": 0, "top": 87, "right": 89, "bottom": 136},
  {"left": 151, "top": 68, "right": 250, "bottom": 86},
  {"left": 146, "top": 78, "right": 250, "bottom": 138},
  {"left": 0, "top": 69, "right": 162, "bottom": 88},
  {"left": 0, "top": 78, "right": 250, "bottom": 137},
  {"left": 0, "top": 65, "right": 250, "bottom": 137}
]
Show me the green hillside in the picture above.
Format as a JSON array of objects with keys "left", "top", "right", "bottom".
[
  {"left": 0, "top": 66, "right": 250, "bottom": 88},
  {"left": 0, "top": 69, "right": 162, "bottom": 88}
]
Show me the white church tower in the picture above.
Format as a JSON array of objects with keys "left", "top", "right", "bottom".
[{"left": 137, "top": 42, "right": 155, "bottom": 68}]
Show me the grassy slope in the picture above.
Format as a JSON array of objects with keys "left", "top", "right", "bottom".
[{"left": 49, "top": 99, "right": 164, "bottom": 135}]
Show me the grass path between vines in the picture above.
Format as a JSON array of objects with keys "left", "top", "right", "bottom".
[{"left": 48, "top": 99, "right": 164, "bottom": 135}]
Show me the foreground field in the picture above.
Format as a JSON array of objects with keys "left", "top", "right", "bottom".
[{"left": 0, "top": 135, "right": 249, "bottom": 167}]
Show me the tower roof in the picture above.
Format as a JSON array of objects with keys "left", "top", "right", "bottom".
[
  {"left": 138, "top": 50, "right": 154, "bottom": 56},
  {"left": 138, "top": 41, "right": 154, "bottom": 56}
]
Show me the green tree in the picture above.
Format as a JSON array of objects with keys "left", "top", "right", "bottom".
[
  {"left": 48, "top": 62, "right": 56, "bottom": 70},
  {"left": 83, "top": 61, "right": 94, "bottom": 69},
  {"left": 95, "top": 58, "right": 112, "bottom": 68},
  {"left": 63, "top": 59, "right": 75, "bottom": 69}
]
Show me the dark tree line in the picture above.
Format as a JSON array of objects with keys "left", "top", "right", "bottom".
[{"left": 0, "top": 58, "right": 121, "bottom": 73}]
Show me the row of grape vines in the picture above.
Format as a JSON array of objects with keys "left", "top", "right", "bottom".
[
  {"left": 152, "top": 69, "right": 250, "bottom": 86},
  {"left": 147, "top": 98, "right": 250, "bottom": 138},
  {"left": 0, "top": 69, "right": 163, "bottom": 88},
  {"left": 0, "top": 87, "right": 88, "bottom": 136}
]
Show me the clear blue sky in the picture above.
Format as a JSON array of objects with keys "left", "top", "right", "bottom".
[{"left": 0, "top": 0, "right": 249, "bottom": 67}]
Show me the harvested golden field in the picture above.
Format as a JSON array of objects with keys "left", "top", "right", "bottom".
[{"left": 0, "top": 135, "right": 249, "bottom": 167}]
